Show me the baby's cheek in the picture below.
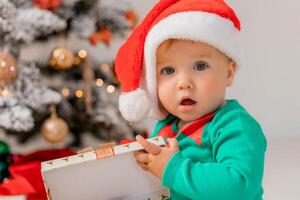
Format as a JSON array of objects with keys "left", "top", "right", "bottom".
[
  {"left": 201, "top": 80, "right": 226, "bottom": 104},
  {"left": 157, "top": 85, "right": 176, "bottom": 114},
  {"left": 157, "top": 83, "right": 170, "bottom": 100}
]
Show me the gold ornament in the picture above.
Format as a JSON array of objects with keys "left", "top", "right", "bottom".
[
  {"left": 42, "top": 104, "right": 69, "bottom": 143},
  {"left": 0, "top": 52, "right": 18, "bottom": 87},
  {"left": 50, "top": 47, "right": 74, "bottom": 70}
]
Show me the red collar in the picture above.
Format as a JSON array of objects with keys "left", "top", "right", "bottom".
[
  {"left": 179, "top": 112, "right": 214, "bottom": 136},
  {"left": 158, "top": 112, "right": 215, "bottom": 144},
  {"left": 179, "top": 112, "right": 214, "bottom": 144}
]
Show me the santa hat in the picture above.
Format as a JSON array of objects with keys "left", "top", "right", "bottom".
[{"left": 115, "top": 0, "right": 241, "bottom": 122}]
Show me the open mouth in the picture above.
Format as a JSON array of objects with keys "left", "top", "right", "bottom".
[
  {"left": 180, "top": 98, "right": 196, "bottom": 105},
  {"left": 179, "top": 98, "right": 197, "bottom": 112}
]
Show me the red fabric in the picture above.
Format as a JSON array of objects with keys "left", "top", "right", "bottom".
[
  {"left": 115, "top": 0, "right": 240, "bottom": 92},
  {"left": 8, "top": 162, "right": 43, "bottom": 200},
  {"left": 0, "top": 174, "right": 35, "bottom": 195},
  {"left": 158, "top": 124, "right": 177, "bottom": 139},
  {"left": 157, "top": 112, "right": 214, "bottom": 144},
  {"left": 151, "top": 0, "right": 240, "bottom": 31},
  {"left": 180, "top": 112, "right": 214, "bottom": 144},
  {"left": 120, "top": 139, "right": 136, "bottom": 145},
  {"left": 0, "top": 149, "right": 74, "bottom": 200},
  {"left": 115, "top": 0, "right": 180, "bottom": 92},
  {"left": 120, "top": 131, "right": 149, "bottom": 145},
  {"left": 12, "top": 149, "right": 74, "bottom": 165}
]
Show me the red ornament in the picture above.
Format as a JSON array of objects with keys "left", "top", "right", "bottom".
[
  {"left": 99, "top": 28, "right": 113, "bottom": 46},
  {"left": 89, "top": 28, "right": 112, "bottom": 46},
  {"left": 33, "top": 0, "right": 62, "bottom": 10},
  {"left": 89, "top": 32, "right": 101, "bottom": 45},
  {"left": 125, "top": 11, "right": 138, "bottom": 29}
]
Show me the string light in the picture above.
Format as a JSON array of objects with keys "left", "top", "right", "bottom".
[
  {"left": 106, "top": 85, "right": 115, "bottom": 93},
  {"left": 75, "top": 89, "right": 84, "bottom": 98},
  {"left": 0, "top": 61, "right": 5, "bottom": 67},
  {"left": 96, "top": 78, "right": 104, "bottom": 87},
  {"left": 9, "top": 66, "right": 15, "bottom": 72},
  {"left": 61, "top": 87, "right": 70, "bottom": 97},
  {"left": 100, "top": 64, "right": 110, "bottom": 73},
  {"left": 78, "top": 49, "right": 87, "bottom": 59},
  {"left": 1, "top": 88, "right": 10, "bottom": 96}
]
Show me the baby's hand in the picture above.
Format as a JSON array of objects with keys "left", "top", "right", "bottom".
[{"left": 133, "top": 135, "right": 179, "bottom": 179}]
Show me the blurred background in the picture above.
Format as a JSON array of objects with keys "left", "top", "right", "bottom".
[{"left": 0, "top": 0, "right": 299, "bottom": 199}]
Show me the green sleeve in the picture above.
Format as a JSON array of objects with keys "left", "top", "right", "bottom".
[{"left": 162, "top": 111, "right": 267, "bottom": 200}]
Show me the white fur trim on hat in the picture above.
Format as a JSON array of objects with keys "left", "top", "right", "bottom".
[
  {"left": 119, "top": 88, "right": 151, "bottom": 122},
  {"left": 143, "top": 11, "right": 241, "bottom": 119}
]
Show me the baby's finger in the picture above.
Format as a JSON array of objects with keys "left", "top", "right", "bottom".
[
  {"left": 133, "top": 150, "right": 141, "bottom": 157},
  {"left": 133, "top": 149, "right": 147, "bottom": 158},
  {"left": 134, "top": 151, "right": 150, "bottom": 164},
  {"left": 136, "top": 135, "right": 161, "bottom": 155},
  {"left": 137, "top": 161, "right": 148, "bottom": 171},
  {"left": 167, "top": 138, "right": 179, "bottom": 150}
]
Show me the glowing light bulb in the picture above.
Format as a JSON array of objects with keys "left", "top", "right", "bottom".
[
  {"left": 78, "top": 49, "right": 87, "bottom": 59},
  {"left": 100, "top": 64, "right": 110, "bottom": 73},
  {"left": 96, "top": 78, "right": 104, "bottom": 87},
  {"left": 106, "top": 85, "right": 115, "bottom": 93},
  {"left": 1, "top": 89, "right": 9, "bottom": 96},
  {"left": 61, "top": 87, "right": 70, "bottom": 97},
  {"left": 75, "top": 89, "right": 84, "bottom": 98}
]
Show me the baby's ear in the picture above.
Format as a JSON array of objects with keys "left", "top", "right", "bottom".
[{"left": 226, "top": 60, "right": 237, "bottom": 86}]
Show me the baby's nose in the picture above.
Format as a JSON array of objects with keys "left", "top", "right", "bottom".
[{"left": 176, "top": 79, "right": 193, "bottom": 90}]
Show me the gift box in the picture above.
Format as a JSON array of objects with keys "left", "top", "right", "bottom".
[
  {"left": 0, "top": 195, "right": 26, "bottom": 200},
  {"left": 41, "top": 136, "right": 169, "bottom": 200}
]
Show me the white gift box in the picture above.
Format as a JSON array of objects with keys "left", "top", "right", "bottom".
[
  {"left": 41, "top": 136, "right": 169, "bottom": 200},
  {"left": 0, "top": 195, "right": 26, "bottom": 200}
]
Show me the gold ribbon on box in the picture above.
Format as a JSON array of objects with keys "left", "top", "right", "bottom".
[
  {"left": 96, "top": 142, "right": 116, "bottom": 159},
  {"left": 77, "top": 141, "right": 116, "bottom": 160}
]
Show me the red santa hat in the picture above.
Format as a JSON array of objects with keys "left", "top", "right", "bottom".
[{"left": 115, "top": 0, "right": 241, "bottom": 122}]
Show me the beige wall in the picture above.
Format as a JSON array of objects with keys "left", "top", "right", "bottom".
[{"left": 226, "top": 0, "right": 300, "bottom": 137}]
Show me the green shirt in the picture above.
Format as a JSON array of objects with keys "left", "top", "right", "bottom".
[{"left": 151, "top": 100, "right": 267, "bottom": 200}]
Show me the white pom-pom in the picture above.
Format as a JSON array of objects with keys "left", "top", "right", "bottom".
[{"left": 119, "top": 88, "right": 150, "bottom": 122}]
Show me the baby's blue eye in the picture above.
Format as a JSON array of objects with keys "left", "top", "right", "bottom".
[
  {"left": 193, "top": 61, "right": 209, "bottom": 71},
  {"left": 161, "top": 67, "right": 175, "bottom": 75}
]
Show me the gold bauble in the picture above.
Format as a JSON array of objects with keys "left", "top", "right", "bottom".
[
  {"left": 50, "top": 47, "right": 74, "bottom": 70},
  {"left": 42, "top": 117, "right": 69, "bottom": 143},
  {"left": 0, "top": 52, "right": 18, "bottom": 86},
  {"left": 42, "top": 105, "right": 69, "bottom": 143}
]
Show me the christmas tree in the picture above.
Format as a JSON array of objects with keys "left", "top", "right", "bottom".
[{"left": 0, "top": 0, "right": 141, "bottom": 148}]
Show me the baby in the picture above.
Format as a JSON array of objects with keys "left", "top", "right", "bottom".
[{"left": 115, "top": 0, "right": 267, "bottom": 199}]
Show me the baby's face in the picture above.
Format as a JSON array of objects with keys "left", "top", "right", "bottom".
[{"left": 156, "top": 39, "right": 236, "bottom": 122}]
